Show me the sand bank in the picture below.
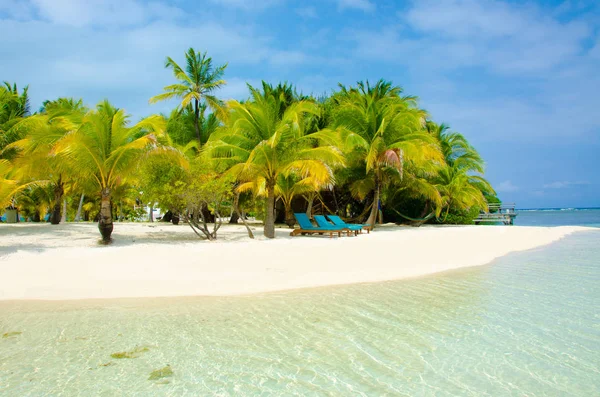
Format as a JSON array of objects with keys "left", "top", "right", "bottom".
[{"left": 0, "top": 222, "right": 591, "bottom": 300}]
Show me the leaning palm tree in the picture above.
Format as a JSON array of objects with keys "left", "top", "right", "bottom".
[
  {"left": 331, "top": 80, "right": 442, "bottom": 227},
  {"left": 7, "top": 98, "right": 87, "bottom": 224},
  {"left": 205, "top": 83, "right": 344, "bottom": 238},
  {"left": 427, "top": 122, "right": 495, "bottom": 220},
  {"left": 0, "top": 159, "right": 42, "bottom": 209},
  {"left": 433, "top": 165, "right": 494, "bottom": 220},
  {"left": 426, "top": 121, "right": 484, "bottom": 173},
  {"left": 52, "top": 100, "right": 170, "bottom": 242},
  {"left": 150, "top": 48, "right": 227, "bottom": 146}
]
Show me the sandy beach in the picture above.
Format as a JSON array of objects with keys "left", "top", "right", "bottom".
[{"left": 0, "top": 222, "right": 591, "bottom": 300}]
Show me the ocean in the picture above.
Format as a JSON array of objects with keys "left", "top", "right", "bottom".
[{"left": 0, "top": 210, "right": 598, "bottom": 396}]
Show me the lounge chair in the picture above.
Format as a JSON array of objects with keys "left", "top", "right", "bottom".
[
  {"left": 313, "top": 215, "right": 361, "bottom": 236},
  {"left": 327, "top": 215, "right": 372, "bottom": 233},
  {"left": 290, "top": 213, "right": 353, "bottom": 237}
]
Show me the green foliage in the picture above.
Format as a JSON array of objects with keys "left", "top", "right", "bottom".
[
  {"left": 4, "top": 69, "right": 499, "bottom": 237},
  {"left": 184, "top": 160, "right": 233, "bottom": 214},
  {"left": 205, "top": 81, "right": 343, "bottom": 237},
  {"left": 150, "top": 48, "right": 227, "bottom": 145},
  {"left": 140, "top": 155, "right": 188, "bottom": 213},
  {"left": 438, "top": 206, "right": 481, "bottom": 225}
]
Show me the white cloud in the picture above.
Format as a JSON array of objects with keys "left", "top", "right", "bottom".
[
  {"left": 268, "top": 50, "right": 308, "bottom": 67},
  {"left": 496, "top": 180, "right": 519, "bottom": 192},
  {"left": 336, "top": 0, "right": 375, "bottom": 12},
  {"left": 374, "top": 0, "right": 592, "bottom": 74},
  {"left": 295, "top": 6, "right": 318, "bottom": 18},
  {"left": 206, "top": 0, "right": 282, "bottom": 10},
  {"left": 218, "top": 77, "right": 261, "bottom": 101},
  {"left": 543, "top": 181, "right": 591, "bottom": 189},
  {"left": 28, "top": 0, "right": 183, "bottom": 27},
  {"left": 0, "top": 3, "right": 310, "bottom": 118},
  {"left": 347, "top": 0, "right": 600, "bottom": 143}
]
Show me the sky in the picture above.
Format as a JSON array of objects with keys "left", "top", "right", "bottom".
[{"left": 0, "top": 0, "right": 599, "bottom": 208}]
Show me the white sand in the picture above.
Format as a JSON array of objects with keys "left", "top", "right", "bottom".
[{"left": 0, "top": 222, "right": 591, "bottom": 300}]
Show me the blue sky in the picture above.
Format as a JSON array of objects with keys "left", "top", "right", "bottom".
[{"left": 1, "top": 0, "right": 598, "bottom": 208}]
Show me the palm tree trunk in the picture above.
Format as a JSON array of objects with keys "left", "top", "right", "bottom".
[
  {"left": 61, "top": 199, "right": 67, "bottom": 223},
  {"left": 194, "top": 99, "right": 201, "bottom": 146},
  {"left": 366, "top": 181, "right": 380, "bottom": 228},
  {"left": 98, "top": 187, "right": 113, "bottom": 243},
  {"left": 233, "top": 192, "right": 254, "bottom": 238},
  {"left": 305, "top": 192, "right": 315, "bottom": 218},
  {"left": 50, "top": 175, "right": 63, "bottom": 225},
  {"left": 74, "top": 193, "right": 85, "bottom": 221},
  {"left": 285, "top": 202, "right": 295, "bottom": 228},
  {"left": 264, "top": 182, "right": 276, "bottom": 238}
]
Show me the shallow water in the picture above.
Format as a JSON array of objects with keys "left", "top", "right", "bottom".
[
  {"left": 1, "top": 231, "right": 599, "bottom": 396},
  {"left": 517, "top": 208, "right": 600, "bottom": 227}
]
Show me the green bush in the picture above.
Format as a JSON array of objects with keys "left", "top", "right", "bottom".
[{"left": 439, "top": 206, "right": 481, "bottom": 225}]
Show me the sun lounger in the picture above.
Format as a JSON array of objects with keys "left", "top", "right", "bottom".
[
  {"left": 290, "top": 213, "right": 353, "bottom": 237},
  {"left": 326, "top": 215, "right": 372, "bottom": 233},
  {"left": 314, "top": 215, "right": 361, "bottom": 236}
]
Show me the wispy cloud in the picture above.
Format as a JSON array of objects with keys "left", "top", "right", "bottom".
[
  {"left": 496, "top": 180, "right": 519, "bottom": 192},
  {"left": 206, "top": 0, "right": 282, "bottom": 11},
  {"left": 336, "top": 0, "right": 375, "bottom": 12},
  {"left": 27, "top": 0, "right": 184, "bottom": 27},
  {"left": 296, "top": 6, "right": 318, "bottom": 18},
  {"left": 543, "top": 181, "right": 591, "bottom": 189}
]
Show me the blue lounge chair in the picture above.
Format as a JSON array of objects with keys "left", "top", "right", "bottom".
[
  {"left": 327, "top": 215, "right": 372, "bottom": 233},
  {"left": 314, "top": 215, "right": 361, "bottom": 236},
  {"left": 291, "top": 213, "right": 352, "bottom": 237}
]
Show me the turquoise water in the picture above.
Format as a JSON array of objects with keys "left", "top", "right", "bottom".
[
  {"left": 1, "top": 230, "right": 599, "bottom": 395},
  {"left": 517, "top": 208, "right": 600, "bottom": 227}
]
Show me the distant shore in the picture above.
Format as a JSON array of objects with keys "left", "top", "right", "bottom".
[{"left": 0, "top": 223, "right": 592, "bottom": 301}]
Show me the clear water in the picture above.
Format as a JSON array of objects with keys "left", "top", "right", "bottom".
[
  {"left": 1, "top": 230, "right": 599, "bottom": 396},
  {"left": 517, "top": 208, "right": 600, "bottom": 227}
]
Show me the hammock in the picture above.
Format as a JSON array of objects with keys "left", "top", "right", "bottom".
[
  {"left": 314, "top": 196, "right": 374, "bottom": 223},
  {"left": 391, "top": 208, "right": 436, "bottom": 227}
]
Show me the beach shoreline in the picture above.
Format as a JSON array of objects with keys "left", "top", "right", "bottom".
[{"left": 0, "top": 223, "right": 593, "bottom": 301}]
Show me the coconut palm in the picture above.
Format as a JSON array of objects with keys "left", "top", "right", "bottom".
[
  {"left": 331, "top": 80, "right": 442, "bottom": 227},
  {"left": 1, "top": 83, "right": 31, "bottom": 158},
  {"left": 150, "top": 48, "right": 227, "bottom": 146},
  {"left": 433, "top": 165, "right": 493, "bottom": 220},
  {"left": 428, "top": 122, "right": 494, "bottom": 219},
  {"left": 205, "top": 83, "right": 344, "bottom": 238},
  {"left": 426, "top": 121, "right": 484, "bottom": 173},
  {"left": 0, "top": 159, "right": 43, "bottom": 209},
  {"left": 50, "top": 100, "right": 169, "bottom": 242},
  {"left": 7, "top": 98, "right": 87, "bottom": 224}
]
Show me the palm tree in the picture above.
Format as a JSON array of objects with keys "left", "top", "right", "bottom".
[
  {"left": 433, "top": 166, "right": 493, "bottom": 220},
  {"left": 0, "top": 159, "right": 42, "bottom": 209},
  {"left": 150, "top": 48, "right": 227, "bottom": 146},
  {"left": 51, "top": 100, "right": 169, "bottom": 242},
  {"left": 331, "top": 80, "right": 441, "bottom": 227},
  {"left": 205, "top": 83, "right": 344, "bottom": 238},
  {"left": 1, "top": 82, "right": 30, "bottom": 158},
  {"left": 7, "top": 98, "right": 87, "bottom": 224},
  {"left": 427, "top": 122, "right": 494, "bottom": 219},
  {"left": 426, "top": 121, "right": 484, "bottom": 173}
]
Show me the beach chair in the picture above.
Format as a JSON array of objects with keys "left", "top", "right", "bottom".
[
  {"left": 314, "top": 215, "right": 361, "bottom": 236},
  {"left": 327, "top": 215, "right": 372, "bottom": 233},
  {"left": 290, "top": 213, "right": 352, "bottom": 237}
]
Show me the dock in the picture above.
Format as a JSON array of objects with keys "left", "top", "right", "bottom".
[{"left": 474, "top": 203, "right": 517, "bottom": 225}]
